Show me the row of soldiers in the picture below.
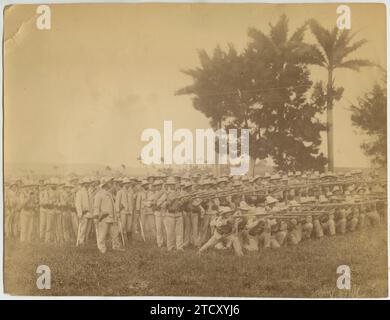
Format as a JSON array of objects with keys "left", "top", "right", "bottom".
[{"left": 3, "top": 169, "right": 386, "bottom": 255}]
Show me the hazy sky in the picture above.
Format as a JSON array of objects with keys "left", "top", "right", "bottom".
[{"left": 4, "top": 3, "right": 387, "bottom": 168}]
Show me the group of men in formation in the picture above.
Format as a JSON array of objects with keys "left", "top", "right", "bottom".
[{"left": 4, "top": 169, "right": 387, "bottom": 255}]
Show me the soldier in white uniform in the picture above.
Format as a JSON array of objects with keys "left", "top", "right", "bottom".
[
  {"left": 75, "top": 177, "right": 92, "bottom": 246},
  {"left": 198, "top": 207, "right": 244, "bottom": 256},
  {"left": 93, "top": 177, "right": 124, "bottom": 253},
  {"left": 45, "top": 178, "right": 60, "bottom": 244},
  {"left": 164, "top": 177, "right": 184, "bottom": 251},
  {"left": 19, "top": 180, "right": 36, "bottom": 242},
  {"left": 5, "top": 181, "right": 19, "bottom": 239},
  {"left": 115, "top": 178, "right": 131, "bottom": 244}
]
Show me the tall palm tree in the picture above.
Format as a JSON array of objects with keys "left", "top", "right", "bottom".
[{"left": 309, "top": 20, "right": 372, "bottom": 171}]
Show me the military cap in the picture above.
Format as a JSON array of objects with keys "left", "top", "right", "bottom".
[
  {"left": 80, "top": 177, "right": 91, "bottom": 185},
  {"left": 232, "top": 180, "right": 242, "bottom": 188},
  {"left": 319, "top": 195, "right": 329, "bottom": 203},
  {"left": 182, "top": 182, "right": 193, "bottom": 189},
  {"left": 253, "top": 175, "right": 262, "bottom": 182},
  {"left": 121, "top": 177, "right": 132, "bottom": 184},
  {"left": 9, "top": 180, "right": 19, "bottom": 187},
  {"left": 164, "top": 177, "right": 176, "bottom": 185},
  {"left": 191, "top": 197, "right": 203, "bottom": 207},
  {"left": 218, "top": 207, "right": 233, "bottom": 216},
  {"left": 239, "top": 202, "right": 251, "bottom": 211},
  {"left": 332, "top": 186, "right": 341, "bottom": 193},
  {"left": 306, "top": 196, "right": 316, "bottom": 203},
  {"left": 140, "top": 180, "right": 149, "bottom": 186},
  {"left": 266, "top": 196, "right": 278, "bottom": 205},
  {"left": 22, "top": 179, "right": 35, "bottom": 187},
  {"left": 100, "top": 176, "right": 114, "bottom": 187},
  {"left": 241, "top": 176, "right": 249, "bottom": 182},
  {"left": 356, "top": 186, "right": 366, "bottom": 193},
  {"left": 152, "top": 179, "right": 163, "bottom": 186},
  {"left": 200, "top": 179, "right": 213, "bottom": 186},
  {"left": 217, "top": 177, "right": 229, "bottom": 184}
]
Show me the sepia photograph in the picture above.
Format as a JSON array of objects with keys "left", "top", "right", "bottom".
[{"left": 2, "top": 2, "right": 388, "bottom": 298}]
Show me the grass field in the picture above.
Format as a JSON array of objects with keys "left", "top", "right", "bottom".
[{"left": 4, "top": 225, "right": 388, "bottom": 298}]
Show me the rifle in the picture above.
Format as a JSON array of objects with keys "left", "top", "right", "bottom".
[
  {"left": 173, "top": 178, "right": 387, "bottom": 203},
  {"left": 116, "top": 213, "right": 126, "bottom": 247}
]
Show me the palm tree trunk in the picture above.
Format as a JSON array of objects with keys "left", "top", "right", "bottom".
[
  {"left": 326, "top": 68, "right": 334, "bottom": 172},
  {"left": 250, "top": 156, "right": 256, "bottom": 177}
]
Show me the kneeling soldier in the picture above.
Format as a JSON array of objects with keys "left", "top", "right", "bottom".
[
  {"left": 287, "top": 218, "right": 302, "bottom": 245},
  {"left": 347, "top": 207, "right": 359, "bottom": 232},
  {"left": 198, "top": 207, "right": 244, "bottom": 256},
  {"left": 335, "top": 208, "right": 347, "bottom": 234},
  {"left": 270, "top": 218, "right": 288, "bottom": 248}
]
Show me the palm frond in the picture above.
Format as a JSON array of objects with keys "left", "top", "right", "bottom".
[
  {"left": 337, "top": 59, "right": 373, "bottom": 71},
  {"left": 269, "top": 14, "right": 289, "bottom": 46},
  {"left": 341, "top": 39, "right": 368, "bottom": 59},
  {"left": 309, "top": 19, "right": 332, "bottom": 60}
]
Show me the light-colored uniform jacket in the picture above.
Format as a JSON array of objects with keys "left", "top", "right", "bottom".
[
  {"left": 94, "top": 188, "right": 116, "bottom": 223},
  {"left": 115, "top": 188, "right": 129, "bottom": 214},
  {"left": 75, "top": 187, "right": 91, "bottom": 218}
]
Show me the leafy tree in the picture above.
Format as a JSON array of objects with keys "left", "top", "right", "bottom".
[
  {"left": 351, "top": 84, "right": 387, "bottom": 167},
  {"left": 177, "top": 15, "right": 328, "bottom": 173},
  {"left": 308, "top": 19, "right": 372, "bottom": 171}
]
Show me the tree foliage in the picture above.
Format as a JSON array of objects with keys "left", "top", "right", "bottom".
[
  {"left": 308, "top": 19, "right": 372, "bottom": 170},
  {"left": 177, "top": 15, "right": 328, "bottom": 172},
  {"left": 351, "top": 84, "right": 387, "bottom": 167}
]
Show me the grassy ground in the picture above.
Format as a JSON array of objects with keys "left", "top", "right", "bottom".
[{"left": 3, "top": 225, "right": 388, "bottom": 298}]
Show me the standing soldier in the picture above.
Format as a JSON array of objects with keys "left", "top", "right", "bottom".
[
  {"left": 61, "top": 183, "right": 75, "bottom": 243},
  {"left": 164, "top": 177, "right": 184, "bottom": 251},
  {"left": 31, "top": 182, "right": 41, "bottom": 241},
  {"left": 199, "top": 179, "right": 218, "bottom": 246},
  {"left": 38, "top": 180, "right": 47, "bottom": 241},
  {"left": 69, "top": 178, "right": 79, "bottom": 240},
  {"left": 19, "top": 180, "right": 36, "bottom": 243},
  {"left": 140, "top": 180, "right": 157, "bottom": 241},
  {"left": 181, "top": 182, "right": 193, "bottom": 248},
  {"left": 87, "top": 177, "right": 100, "bottom": 242},
  {"left": 12, "top": 179, "right": 23, "bottom": 239},
  {"left": 126, "top": 178, "right": 136, "bottom": 242},
  {"left": 154, "top": 180, "right": 167, "bottom": 248},
  {"left": 93, "top": 177, "right": 124, "bottom": 254},
  {"left": 75, "top": 177, "right": 92, "bottom": 246},
  {"left": 5, "top": 181, "right": 19, "bottom": 239},
  {"left": 45, "top": 178, "right": 60, "bottom": 244},
  {"left": 39, "top": 180, "right": 50, "bottom": 241},
  {"left": 133, "top": 180, "right": 146, "bottom": 241},
  {"left": 55, "top": 182, "right": 66, "bottom": 244},
  {"left": 115, "top": 177, "right": 132, "bottom": 244}
]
